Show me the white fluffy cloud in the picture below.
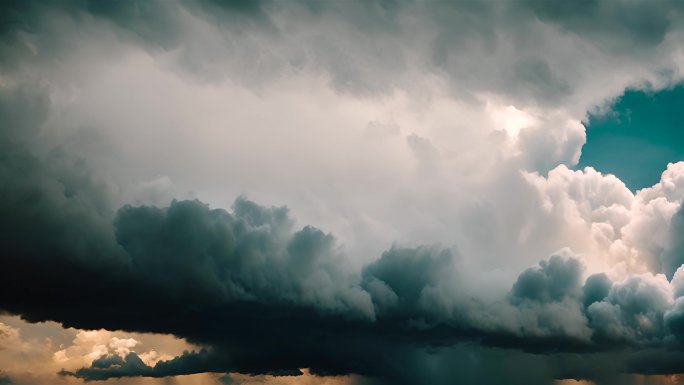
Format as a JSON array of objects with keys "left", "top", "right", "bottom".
[{"left": 521, "top": 162, "right": 684, "bottom": 279}]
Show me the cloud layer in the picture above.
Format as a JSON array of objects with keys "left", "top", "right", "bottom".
[
  {"left": 4, "top": 1, "right": 684, "bottom": 385},
  {"left": 3, "top": 81, "right": 684, "bottom": 384}
]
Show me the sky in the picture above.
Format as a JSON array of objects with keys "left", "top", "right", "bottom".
[
  {"left": 4, "top": 1, "right": 684, "bottom": 384},
  {"left": 579, "top": 85, "right": 684, "bottom": 191}
]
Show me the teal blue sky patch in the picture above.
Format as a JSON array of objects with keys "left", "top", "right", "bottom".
[{"left": 578, "top": 85, "right": 684, "bottom": 191}]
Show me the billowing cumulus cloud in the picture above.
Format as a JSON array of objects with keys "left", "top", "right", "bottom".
[
  {"left": 511, "top": 254, "right": 583, "bottom": 304},
  {"left": 5, "top": 1, "right": 684, "bottom": 385}
]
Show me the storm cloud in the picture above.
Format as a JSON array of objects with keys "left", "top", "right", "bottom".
[
  {"left": 1, "top": 84, "right": 684, "bottom": 385},
  {"left": 5, "top": 1, "right": 684, "bottom": 385}
]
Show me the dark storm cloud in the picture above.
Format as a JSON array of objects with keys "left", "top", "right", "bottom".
[
  {"left": 510, "top": 254, "right": 583, "bottom": 303},
  {"left": 5, "top": 2, "right": 684, "bottom": 385},
  {"left": 583, "top": 273, "right": 612, "bottom": 308},
  {"left": 665, "top": 298, "right": 684, "bottom": 344},
  {"left": 361, "top": 245, "right": 456, "bottom": 315},
  {"left": 2, "top": 82, "right": 684, "bottom": 384},
  {"left": 61, "top": 353, "right": 156, "bottom": 381},
  {"left": 112, "top": 198, "right": 370, "bottom": 315},
  {"left": 0, "top": 83, "right": 463, "bottom": 383},
  {"left": 0, "top": 86, "right": 679, "bottom": 385},
  {"left": 59, "top": 350, "right": 250, "bottom": 381}
]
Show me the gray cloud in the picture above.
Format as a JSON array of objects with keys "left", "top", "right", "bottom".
[
  {"left": 362, "top": 245, "right": 457, "bottom": 316},
  {"left": 60, "top": 350, "right": 252, "bottom": 381},
  {"left": 588, "top": 274, "right": 672, "bottom": 346},
  {"left": 3, "top": 0, "right": 683, "bottom": 106},
  {"left": 510, "top": 254, "right": 583, "bottom": 304},
  {"left": 5, "top": 1, "right": 684, "bottom": 384},
  {"left": 583, "top": 273, "right": 613, "bottom": 308},
  {"left": 0, "top": 80, "right": 681, "bottom": 384},
  {"left": 520, "top": 0, "right": 675, "bottom": 51}
]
